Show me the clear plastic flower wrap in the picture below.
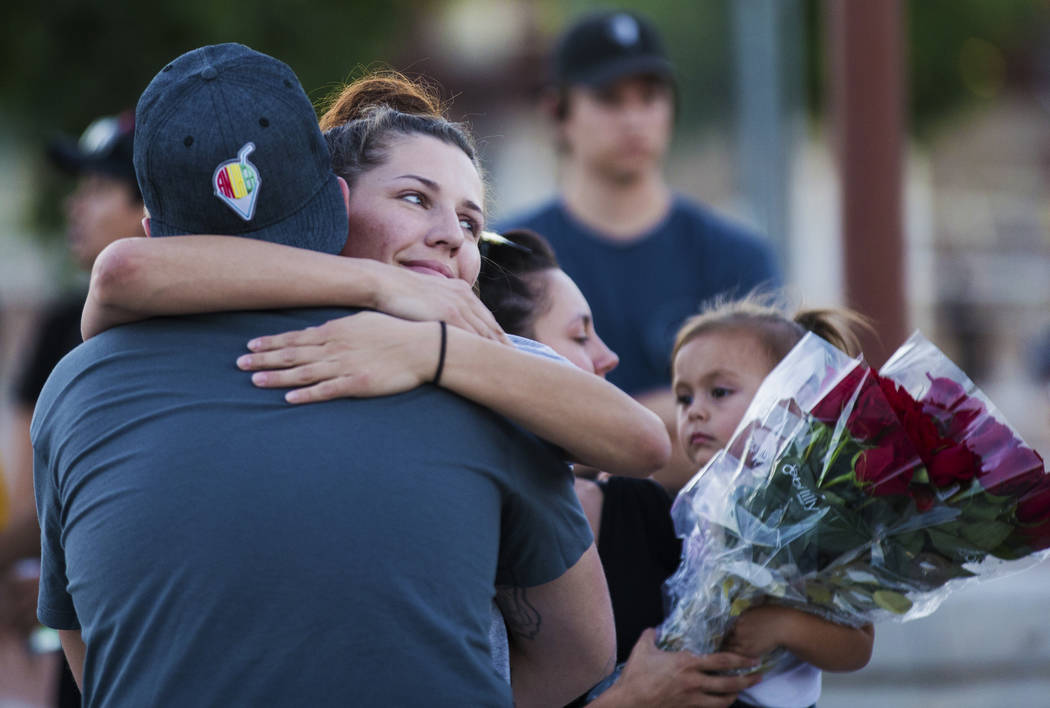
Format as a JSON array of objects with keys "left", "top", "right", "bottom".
[{"left": 658, "top": 331, "right": 1050, "bottom": 663}]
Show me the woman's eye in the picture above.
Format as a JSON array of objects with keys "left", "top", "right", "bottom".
[
  {"left": 400, "top": 192, "right": 424, "bottom": 206},
  {"left": 459, "top": 217, "right": 480, "bottom": 237},
  {"left": 572, "top": 336, "right": 590, "bottom": 345}
]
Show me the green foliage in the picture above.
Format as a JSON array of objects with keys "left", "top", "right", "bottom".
[
  {"left": 0, "top": 0, "right": 417, "bottom": 135},
  {"left": 907, "top": 0, "right": 1049, "bottom": 137},
  {"left": 0, "top": 0, "right": 419, "bottom": 238},
  {"left": 801, "top": 0, "right": 1049, "bottom": 138}
]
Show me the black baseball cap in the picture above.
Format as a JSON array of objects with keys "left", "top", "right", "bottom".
[
  {"left": 553, "top": 10, "right": 674, "bottom": 88},
  {"left": 134, "top": 43, "right": 348, "bottom": 255},
  {"left": 47, "top": 112, "right": 138, "bottom": 188}
]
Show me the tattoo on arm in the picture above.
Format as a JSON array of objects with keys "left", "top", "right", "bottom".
[{"left": 496, "top": 586, "right": 542, "bottom": 641}]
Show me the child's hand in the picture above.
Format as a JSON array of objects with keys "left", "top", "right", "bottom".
[
  {"left": 724, "top": 605, "right": 876, "bottom": 672},
  {"left": 722, "top": 605, "right": 795, "bottom": 658}
]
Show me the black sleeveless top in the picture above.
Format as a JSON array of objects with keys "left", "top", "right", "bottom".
[{"left": 597, "top": 476, "right": 683, "bottom": 663}]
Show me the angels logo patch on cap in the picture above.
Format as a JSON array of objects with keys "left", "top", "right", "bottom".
[{"left": 213, "top": 142, "right": 260, "bottom": 220}]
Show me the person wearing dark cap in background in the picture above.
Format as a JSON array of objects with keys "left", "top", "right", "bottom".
[
  {"left": 499, "top": 10, "right": 781, "bottom": 495},
  {"left": 31, "top": 43, "right": 610, "bottom": 707},
  {"left": 1, "top": 112, "right": 140, "bottom": 708}
]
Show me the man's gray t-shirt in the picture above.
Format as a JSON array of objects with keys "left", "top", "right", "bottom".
[{"left": 33, "top": 308, "right": 592, "bottom": 707}]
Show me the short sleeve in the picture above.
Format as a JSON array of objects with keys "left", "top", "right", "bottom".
[
  {"left": 495, "top": 446, "right": 593, "bottom": 588},
  {"left": 508, "top": 335, "right": 571, "bottom": 364},
  {"left": 33, "top": 445, "right": 79, "bottom": 630}
]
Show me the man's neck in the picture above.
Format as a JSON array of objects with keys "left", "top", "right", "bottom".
[{"left": 561, "top": 165, "right": 672, "bottom": 242}]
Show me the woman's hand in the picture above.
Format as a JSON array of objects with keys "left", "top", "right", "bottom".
[
  {"left": 237, "top": 312, "right": 442, "bottom": 402},
  {"left": 593, "top": 629, "right": 761, "bottom": 708},
  {"left": 375, "top": 266, "right": 508, "bottom": 344}
]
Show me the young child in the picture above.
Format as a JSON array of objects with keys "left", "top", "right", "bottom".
[{"left": 670, "top": 296, "right": 875, "bottom": 708}]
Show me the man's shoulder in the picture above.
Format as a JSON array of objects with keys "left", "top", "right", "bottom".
[
  {"left": 495, "top": 198, "right": 565, "bottom": 234},
  {"left": 670, "top": 196, "right": 764, "bottom": 243},
  {"left": 33, "top": 308, "right": 357, "bottom": 411},
  {"left": 667, "top": 197, "right": 781, "bottom": 289}
]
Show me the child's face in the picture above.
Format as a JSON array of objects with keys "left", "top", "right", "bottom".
[{"left": 673, "top": 329, "right": 776, "bottom": 469}]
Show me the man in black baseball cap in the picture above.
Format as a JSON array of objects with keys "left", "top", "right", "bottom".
[
  {"left": 502, "top": 8, "right": 779, "bottom": 476},
  {"left": 29, "top": 43, "right": 356, "bottom": 703},
  {"left": 47, "top": 112, "right": 144, "bottom": 269}
]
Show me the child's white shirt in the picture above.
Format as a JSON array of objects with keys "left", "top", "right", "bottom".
[{"left": 736, "top": 653, "right": 821, "bottom": 708}]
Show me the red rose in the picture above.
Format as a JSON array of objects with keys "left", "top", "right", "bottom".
[
  {"left": 877, "top": 376, "right": 918, "bottom": 418},
  {"left": 1016, "top": 475, "right": 1050, "bottom": 524},
  {"left": 927, "top": 444, "right": 979, "bottom": 488},
  {"left": 812, "top": 365, "right": 868, "bottom": 424},
  {"left": 968, "top": 417, "right": 1017, "bottom": 460},
  {"left": 911, "top": 485, "right": 936, "bottom": 512},
  {"left": 974, "top": 442, "right": 1044, "bottom": 497},
  {"left": 1019, "top": 519, "right": 1050, "bottom": 551},
  {"left": 941, "top": 404, "right": 983, "bottom": 439},
  {"left": 877, "top": 377, "right": 945, "bottom": 458},
  {"left": 922, "top": 376, "right": 970, "bottom": 412},
  {"left": 855, "top": 445, "right": 912, "bottom": 497},
  {"left": 845, "top": 380, "right": 899, "bottom": 440}
]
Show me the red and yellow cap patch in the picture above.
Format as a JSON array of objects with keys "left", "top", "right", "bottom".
[{"left": 212, "top": 143, "right": 260, "bottom": 220}]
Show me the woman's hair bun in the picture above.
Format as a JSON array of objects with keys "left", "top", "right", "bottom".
[{"left": 319, "top": 71, "right": 444, "bottom": 131}]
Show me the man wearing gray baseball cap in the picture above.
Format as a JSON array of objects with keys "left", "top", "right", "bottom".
[{"left": 32, "top": 44, "right": 597, "bottom": 707}]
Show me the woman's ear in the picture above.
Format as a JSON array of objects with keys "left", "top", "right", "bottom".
[{"left": 337, "top": 176, "right": 350, "bottom": 214}]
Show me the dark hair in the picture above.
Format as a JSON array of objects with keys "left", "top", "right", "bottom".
[
  {"left": 550, "top": 74, "right": 676, "bottom": 123},
  {"left": 671, "top": 292, "right": 870, "bottom": 370},
  {"left": 318, "top": 71, "right": 481, "bottom": 197},
  {"left": 477, "top": 229, "right": 560, "bottom": 337}
]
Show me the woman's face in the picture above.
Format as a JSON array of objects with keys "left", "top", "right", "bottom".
[
  {"left": 530, "top": 269, "right": 619, "bottom": 378},
  {"left": 341, "top": 133, "right": 484, "bottom": 284}
]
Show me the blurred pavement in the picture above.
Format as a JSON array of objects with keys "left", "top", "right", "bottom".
[{"left": 822, "top": 557, "right": 1050, "bottom": 706}]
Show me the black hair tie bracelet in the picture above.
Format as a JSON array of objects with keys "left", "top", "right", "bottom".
[{"left": 433, "top": 321, "right": 447, "bottom": 386}]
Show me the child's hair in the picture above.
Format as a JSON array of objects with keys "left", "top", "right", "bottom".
[
  {"left": 316, "top": 71, "right": 481, "bottom": 196},
  {"left": 671, "top": 292, "right": 870, "bottom": 369},
  {"left": 477, "top": 229, "right": 560, "bottom": 338}
]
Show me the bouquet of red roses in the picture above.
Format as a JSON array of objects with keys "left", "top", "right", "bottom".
[{"left": 658, "top": 331, "right": 1049, "bottom": 659}]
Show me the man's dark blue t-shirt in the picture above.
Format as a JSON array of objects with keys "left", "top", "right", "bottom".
[
  {"left": 33, "top": 308, "right": 591, "bottom": 707},
  {"left": 499, "top": 197, "right": 780, "bottom": 395}
]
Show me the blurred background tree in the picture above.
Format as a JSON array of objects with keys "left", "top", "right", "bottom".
[
  {"left": 2, "top": 0, "right": 1049, "bottom": 238},
  {"left": 0, "top": 0, "right": 425, "bottom": 237}
]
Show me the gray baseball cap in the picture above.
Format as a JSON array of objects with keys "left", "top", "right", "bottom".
[{"left": 134, "top": 43, "right": 348, "bottom": 254}]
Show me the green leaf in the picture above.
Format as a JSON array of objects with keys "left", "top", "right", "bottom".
[
  {"left": 889, "top": 530, "right": 925, "bottom": 556},
  {"left": 959, "top": 520, "right": 1014, "bottom": 551},
  {"left": 805, "top": 583, "right": 833, "bottom": 605},
  {"left": 925, "top": 527, "right": 976, "bottom": 561},
  {"left": 873, "top": 590, "right": 913, "bottom": 614}
]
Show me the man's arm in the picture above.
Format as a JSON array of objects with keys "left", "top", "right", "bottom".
[
  {"left": 58, "top": 629, "right": 86, "bottom": 690},
  {"left": 497, "top": 544, "right": 616, "bottom": 708}
]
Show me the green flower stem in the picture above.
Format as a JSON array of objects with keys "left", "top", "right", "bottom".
[{"left": 824, "top": 471, "right": 857, "bottom": 488}]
